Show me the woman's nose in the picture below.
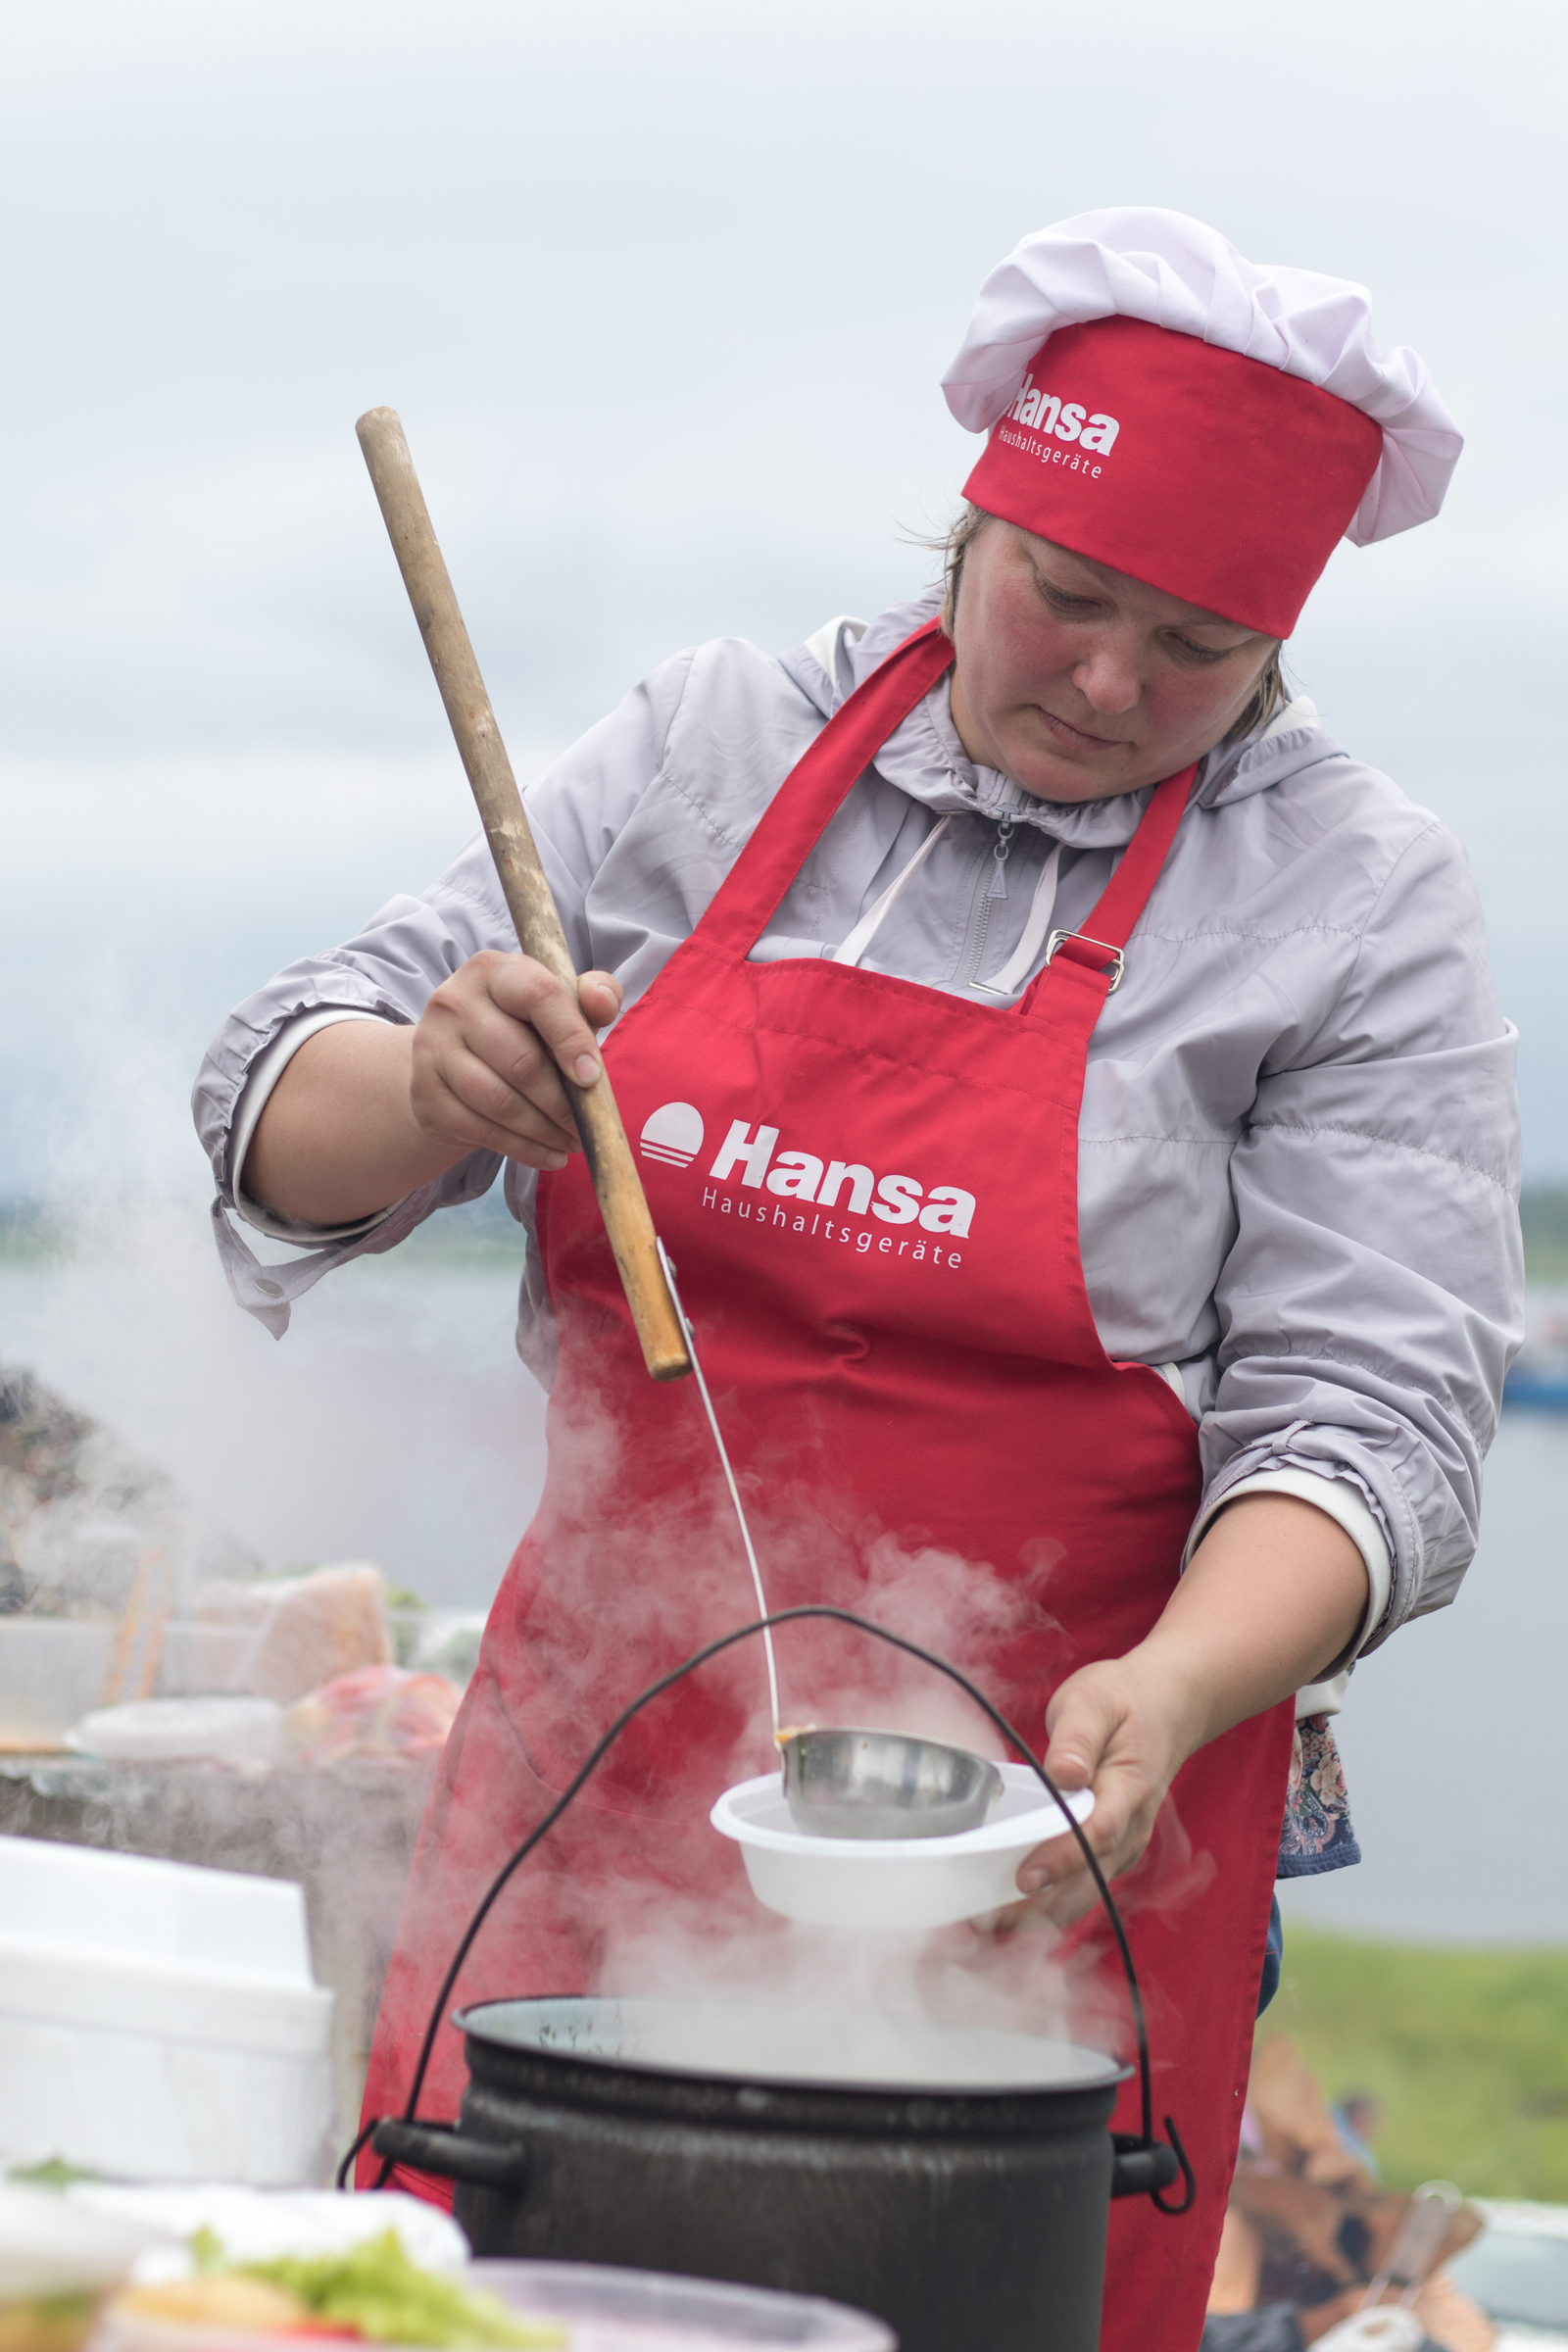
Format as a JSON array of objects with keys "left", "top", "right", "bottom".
[{"left": 1072, "top": 645, "right": 1142, "bottom": 716}]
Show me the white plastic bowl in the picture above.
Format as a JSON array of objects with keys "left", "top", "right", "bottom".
[{"left": 711, "top": 1762, "right": 1094, "bottom": 1929}]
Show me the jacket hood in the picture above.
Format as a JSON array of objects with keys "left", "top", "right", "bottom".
[{"left": 778, "top": 588, "right": 1349, "bottom": 848}]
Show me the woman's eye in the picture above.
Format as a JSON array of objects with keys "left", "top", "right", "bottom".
[
  {"left": 1040, "top": 582, "right": 1097, "bottom": 615},
  {"left": 1172, "top": 635, "right": 1232, "bottom": 662}
]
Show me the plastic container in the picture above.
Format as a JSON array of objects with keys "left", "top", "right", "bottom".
[
  {"left": 471, "top": 2260, "right": 897, "bottom": 2348},
  {"left": 155, "top": 1622, "right": 256, "bottom": 1696},
  {"left": 711, "top": 1761, "right": 1095, "bottom": 1929},
  {"left": 99, "top": 2258, "right": 896, "bottom": 2352},
  {"left": 0, "top": 1837, "right": 334, "bottom": 2185},
  {"left": 0, "top": 1620, "right": 117, "bottom": 1750}
]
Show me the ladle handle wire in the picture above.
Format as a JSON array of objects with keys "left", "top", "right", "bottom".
[
  {"left": 347, "top": 1603, "right": 1189, "bottom": 2211},
  {"left": 655, "top": 1239, "right": 780, "bottom": 1739}
]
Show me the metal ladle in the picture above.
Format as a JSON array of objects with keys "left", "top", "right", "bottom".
[
  {"left": 657, "top": 1243, "right": 1005, "bottom": 1844},
  {"left": 777, "top": 1725, "right": 1003, "bottom": 1839}
]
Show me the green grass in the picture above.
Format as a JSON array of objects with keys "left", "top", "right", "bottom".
[
  {"left": 1266, "top": 1928, "right": 1568, "bottom": 2200},
  {"left": 0, "top": 1200, "right": 61, "bottom": 1265}
]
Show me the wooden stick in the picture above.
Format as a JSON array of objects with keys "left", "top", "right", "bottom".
[{"left": 355, "top": 406, "right": 690, "bottom": 1383}]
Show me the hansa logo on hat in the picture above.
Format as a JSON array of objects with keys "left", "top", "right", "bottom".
[
  {"left": 1005, "top": 371, "right": 1119, "bottom": 453},
  {"left": 639, "top": 1101, "right": 705, "bottom": 1167}
]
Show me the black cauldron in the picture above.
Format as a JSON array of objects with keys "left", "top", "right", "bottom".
[{"left": 375, "top": 1996, "right": 1169, "bottom": 2352}]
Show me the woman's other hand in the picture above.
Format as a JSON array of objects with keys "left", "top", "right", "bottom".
[
  {"left": 992, "top": 1649, "right": 1200, "bottom": 1927},
  {"left": 243, "top": 954, "right": 622, "bottom": 1229},
  {"left": 990, "top": 1491, "right": 1369, "bottom": 1928}
]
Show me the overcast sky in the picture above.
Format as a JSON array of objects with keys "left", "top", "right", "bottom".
[{"left": 2, "top": 0, "right": 1566, "bottom": 1195}]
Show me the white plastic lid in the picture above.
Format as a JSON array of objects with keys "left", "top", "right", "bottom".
[{"left": 0, "top": 1837, "right": 330, "bottom": 2054}]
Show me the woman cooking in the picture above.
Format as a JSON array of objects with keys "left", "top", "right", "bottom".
[{"left": 195, "top": 209, "right": 1521, "bottom": 2346}]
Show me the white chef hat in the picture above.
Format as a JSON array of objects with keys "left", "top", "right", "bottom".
[{"left": 942, "top": 208, "right": 1461, "bottom": 583}]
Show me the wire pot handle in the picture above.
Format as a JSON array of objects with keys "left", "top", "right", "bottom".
[{"left": 340, "top": 1605, "right": 1193, "bottom": 2216}]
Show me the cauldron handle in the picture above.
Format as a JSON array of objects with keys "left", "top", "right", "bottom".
[
  {"left": 1109, "top": 2132, "right": 1181, "bottom": 2200},
  {"left": 371, "top": 2118, "right": 529, "bottom": 2193},
  {"left": 360, "top": 1606, "right": 1202, "bottom": 2215}
]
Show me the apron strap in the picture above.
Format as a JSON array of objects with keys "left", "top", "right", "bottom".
[
  {"left": 698, "top": 619, "right": 955, "bottom": 956},
  {"left": 1075, "top": 763, "right": 1198, "bottom": 950},
  {"left": 1020, "top": 762, "right": 1198, "bottom": 1006}
]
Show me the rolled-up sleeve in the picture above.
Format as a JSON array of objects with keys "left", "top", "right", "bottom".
[
  {"left": 1198, "top": 817, "right": 1525, "bottom": 1646},
  {"left": 193, "top": 876, "right": 518, "bottom": 1335}
]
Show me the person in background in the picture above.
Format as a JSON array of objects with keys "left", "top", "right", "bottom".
[{"left": 1333, "top": 2092, "right": 1384, "bottom": 2180}]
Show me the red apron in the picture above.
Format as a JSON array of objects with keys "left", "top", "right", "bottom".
[{"left": 362, "top": 619, "right": 1294, "bottom": 2352}]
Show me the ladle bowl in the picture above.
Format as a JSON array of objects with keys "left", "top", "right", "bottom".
[{"left": 778, "top": 1726, "right": 1003, "bottom": 1839}]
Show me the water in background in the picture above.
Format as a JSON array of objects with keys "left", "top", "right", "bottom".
[
  {"left": 3, "top": 1220, "right": 1563, "bottom": 1944},
  {"left": 1282, "top": 1403, "right": 1568, "bottom": 1945}
]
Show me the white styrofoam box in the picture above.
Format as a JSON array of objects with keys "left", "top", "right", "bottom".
[
  {"left": 0, "top": 1837, "right": 334, "bottom": 2184},
  {"left": 0, "top": 1837, "right": 315, "bottom": 1990}
]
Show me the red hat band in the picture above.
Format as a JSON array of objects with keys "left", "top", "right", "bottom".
[{"left": 961, "top": 316, "right": 1383, "bottom": 639}]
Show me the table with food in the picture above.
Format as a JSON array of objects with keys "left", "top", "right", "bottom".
[{"left": 1, "top": 2182, "right": 892, "bottom": 2352}]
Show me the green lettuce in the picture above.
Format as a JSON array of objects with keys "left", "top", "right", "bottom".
[{"left": 204, "top": 2230, "right": 566, "bottom": 2348}]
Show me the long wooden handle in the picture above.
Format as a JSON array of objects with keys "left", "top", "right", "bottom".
[{"left": 355, "top": 405, "right": 690, "bottom": 1383}]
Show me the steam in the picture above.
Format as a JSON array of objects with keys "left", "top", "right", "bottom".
[
  {"left": 1, "top": 994, "right": 1211, "bottom": 2118},
  {"left": 460, "top": 1299, "right": 1218, "bottom": 2034},
  {"left": 1, "top": 1007, "right": 547, "bottom": 1610},
  {"left": 0, "top": 991, "right": 555, "bottom": 2155},
  {"left": 462, "top": 1306, "right": 1211, "bottom": 2080}
]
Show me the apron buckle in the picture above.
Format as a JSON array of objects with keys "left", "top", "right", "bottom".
[{"left": 1045, "top": 928, "right": 1126, "bottom": 992}]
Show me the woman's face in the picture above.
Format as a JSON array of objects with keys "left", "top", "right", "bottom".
[{"left": 949, "top": 520, "right": 1279, "bottom": 804}]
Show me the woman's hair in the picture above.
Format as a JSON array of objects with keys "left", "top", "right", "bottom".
[{"left": 937, "top": 504, "right": 1288, "bottom": 745}]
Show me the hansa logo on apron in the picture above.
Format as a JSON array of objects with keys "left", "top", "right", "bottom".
[{"left": 638, "top": 1102, "right": 975, "bottom": 1269}]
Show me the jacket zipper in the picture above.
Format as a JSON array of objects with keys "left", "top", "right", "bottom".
[{"left": 961, "top": 817, "right": 1015, "bottom": 987}]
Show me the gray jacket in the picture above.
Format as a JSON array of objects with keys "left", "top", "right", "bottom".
[{"left": 193, "top": 590, "right": 1525, "bottom": 1656}]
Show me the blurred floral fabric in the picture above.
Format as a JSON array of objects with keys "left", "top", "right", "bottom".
[{"left": 1278, "top": 1715, "right": 1360, "bottom": 1879}]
